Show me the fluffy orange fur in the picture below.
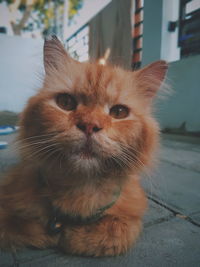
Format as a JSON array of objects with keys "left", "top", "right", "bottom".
[{"left": 0, "top": 36, "right": 168, "bottom": 256}]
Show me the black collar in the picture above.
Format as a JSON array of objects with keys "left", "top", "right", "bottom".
[
  {"left": 38, "top": 169, "right": 121, "bottom": 234},
  {"left": 47, "top": 189, "right": 121, "bottom": 235}
]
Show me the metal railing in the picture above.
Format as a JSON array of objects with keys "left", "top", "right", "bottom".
[
  {"left": 132, "top": 0, "right": 144, "bottom": 70},
  {"left": 178, "top": 0, "right": 200, "bottom": 58},
  {"left": 65, "top": 25, "right": 89, "bottom": 62}
]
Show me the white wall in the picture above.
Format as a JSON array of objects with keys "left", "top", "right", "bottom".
[
  {"left": 0, "top": 35, "right": 44, "bottom": 112},
  {"left": 161, "top": 0, "right": 180, "bottom": 62}
]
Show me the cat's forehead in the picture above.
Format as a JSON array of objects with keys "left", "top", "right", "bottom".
[
  {"left": 69, "top": 63, "right": 133, "bottom": 104},
  {"left": 44, "top": 61, "right": 137, "bottom": 106}
]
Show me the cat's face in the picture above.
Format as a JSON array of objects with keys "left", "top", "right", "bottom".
[{"left": 20, "top": 36, "right": 167, "bottom": 175}]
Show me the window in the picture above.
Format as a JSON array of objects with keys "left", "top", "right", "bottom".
[
  {"left": 65, "top": 25, "right": 89, "bottom": 62},
  {"left": 179, "top": 0, "right": 200, "bottom": 57}
]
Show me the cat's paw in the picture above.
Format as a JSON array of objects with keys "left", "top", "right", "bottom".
[
  {"left": 91, "top": 238, "right": 128, "bottom": 257},
  {"left": 59, "top": 216, "right": 141, "bottom": 257}
]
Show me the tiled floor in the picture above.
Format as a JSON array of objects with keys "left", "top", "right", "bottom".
[{"left": 0, "top": 133, "right": 200, "bottom": 266}]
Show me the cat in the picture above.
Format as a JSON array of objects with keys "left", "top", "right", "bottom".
[{"left": 0, "top": 36, "right": 167, "bottom": 257}]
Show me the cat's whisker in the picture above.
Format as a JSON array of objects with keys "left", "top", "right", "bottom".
[
  {"left": 120, "top": 152, "right": 142, "bottom": 167},
  {"left": 42, "top": 147, "right": 63, "bottom": 162},
  {"left": 59, "top": 152, "right": 65, "bottom": 170},
  {"left": 119, "top": 143, "right": 144, "bottom": 156},
  {"left": 22, "top": 143, "right": 59, "bottom": 160},
  {"left": 18, "top": 142, "right": 54, "bottom": 151},
  {"left": 33, "top": 147, "right": 56, "bottom": 161},
  {"left": 119, "top": 149, "right": 157, "bottom": 182},
  {"left": 109, "top": 148, "right": 153, "bottom": 180},
  {"left": 119, "top": 145, "right": 146, "bottom": 163},
  {"left": 13, "top": 143, "right": 52, "bottom": 155},
  {"left": 14, "top": 132, "right": 56, "bottom": 143},
  {"left": 17, "top": 139, "right": 53, "bottom": 148},
  {"left": 24, "top": 148, "right": 60, "bottom": 163},
  {"left": 116, "top": 147, "right": 148, "bottom": 171},
  {"left": 107, "top": 153, "right": 130, "bottom": 169},
  {"left": 13, "top": 137, "right": 57, "bottom": 151},
  {"left": 15, "top": 134, "right": 59, "bottom": 146}
]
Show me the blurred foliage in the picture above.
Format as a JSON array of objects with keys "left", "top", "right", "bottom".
[
  {"left": 0, "top": 0, "right": 64, "bottom": 36},
  {"left": 68, "top": 0, "right": 83, "bottom": 21},
  {"left": 0, "top": 0, "right": 84, "bottom": 36}
]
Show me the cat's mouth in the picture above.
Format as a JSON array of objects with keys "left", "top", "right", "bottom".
[
  {"left": 79, "top": 146, "right": 95, "bottom": 159},
  {"left": 78, "top": 139, "right": 97, "bottom": 159},
  {"left": 67, "top": 138, "right": 102, "bottom": 172}
]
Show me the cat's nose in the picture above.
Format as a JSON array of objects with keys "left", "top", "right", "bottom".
[{"left": 76, "top": 122, "right": 102, "bottom": 135}]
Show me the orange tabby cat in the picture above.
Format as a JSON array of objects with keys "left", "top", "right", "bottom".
[{"left": 0, "top": 36, "right": 167, "bottom": 256}]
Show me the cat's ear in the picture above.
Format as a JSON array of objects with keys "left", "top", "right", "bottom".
[
  {"left": 43, "top": 35, "right": 72, "bottom": 74},
  {"left": 134, "top": 60, "right": 168, "bottom": 99}
]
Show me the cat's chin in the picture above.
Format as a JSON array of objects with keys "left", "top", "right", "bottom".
[{"left": 69, "top": 154, "right": 101, "bottom": 174}]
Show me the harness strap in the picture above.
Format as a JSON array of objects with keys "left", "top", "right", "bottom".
[
  {"left": 47, "top": 189, "right": 121, "bottom": 235},
  {"left": 38, "top": 169, "right": 121, "bottom": 235}
]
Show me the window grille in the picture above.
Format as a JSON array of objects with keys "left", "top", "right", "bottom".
[
  {"left": 132, "top": 0, "right": 144, "bottom": 70},
  {"left": 178, "top": 0, "right": 200, "bottom": 58},
  {"left": 65, "top": 25, "right": 89, "bottom": 62}
]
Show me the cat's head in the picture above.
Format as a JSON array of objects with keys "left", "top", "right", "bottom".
[{"left": 19, "top": 36, "right": 168, "bottom": 176}]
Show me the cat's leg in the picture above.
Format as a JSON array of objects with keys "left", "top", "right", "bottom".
[
  {"left": 0, "top": 206, "right": 56, "bottom": 250},
  {"left": 59, "top": 215, "right": 142, "bottom": 257},
  {"left": 0, "top": 204, "right": 56, "bottom": 250},
  {"left": 0, "top": 167, "right": 57, "bottom": 250}
]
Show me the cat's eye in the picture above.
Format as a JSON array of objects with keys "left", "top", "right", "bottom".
[
  {"left": 109, "top": 105, "right": 129, "bottom": 119},
  {"left": 56, "top": 93, "right": 77, "bottom": 111}
]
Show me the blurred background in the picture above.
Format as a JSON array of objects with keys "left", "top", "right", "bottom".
[{"left": 0, "top": 0, "right": 200, "bottom": 135}]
